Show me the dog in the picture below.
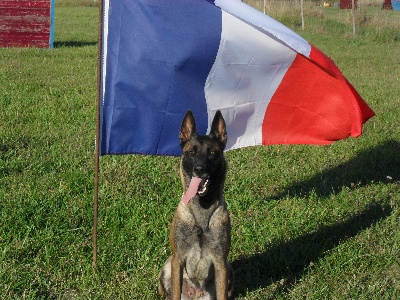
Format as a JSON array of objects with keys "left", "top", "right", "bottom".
[{"left": 158, "top": 110, "right": 233, "bottom": 300}]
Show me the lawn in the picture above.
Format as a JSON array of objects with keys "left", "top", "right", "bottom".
[{"left": 0, "top": 2, "right": 399, "bottom": 299}]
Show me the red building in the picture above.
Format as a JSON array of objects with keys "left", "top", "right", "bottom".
[
  {"left": 0, "top": 0, "right": 54, "bottom": 48},
  {"left": 340, "top": 0, "right": 358, "bottom": 9}
]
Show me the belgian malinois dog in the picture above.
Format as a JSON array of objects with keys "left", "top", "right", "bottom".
[{"left": 158, "top": 110, "right": 233, "bottom": 299}]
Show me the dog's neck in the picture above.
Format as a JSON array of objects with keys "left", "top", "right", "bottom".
[
  {"left": 192, "top": 191, "right": 223, "bottom": 210},
  {"left": 185, "top": 167, "right": 227, "bottom": 229},
  {"left": 186, "top": 194, "right": 223, "bottom": 231}
]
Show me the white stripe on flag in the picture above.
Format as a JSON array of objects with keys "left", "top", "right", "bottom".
[
  {"left": 101, "top": 0, "right": 110, "bottom": 106},
  {"left": 215, "top": 0, "right": 311, "bottom": 57},
  {"left": 205, "top": 11, "right": 297, "bottom": 150}
]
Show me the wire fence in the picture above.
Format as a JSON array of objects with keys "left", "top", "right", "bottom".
[
  {"left": 244, "top": 0, "right": 394, "bottom": 10},
  {"left": 56, "top": 0, "right": 399, "bottom": 38},
  {"left": 242, "top": 0, "right": 400, "bottom": 36}
]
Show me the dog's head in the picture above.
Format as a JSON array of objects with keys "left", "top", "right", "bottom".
[{"left": 179, "top": 110, "right": 227, "bottom": 197}]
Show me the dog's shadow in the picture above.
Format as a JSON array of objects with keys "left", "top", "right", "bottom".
[
  {"left": 271, "top": 140, "right": 400, "bottom": 199},
  {"left": 232, "top": 140, "right": 399, "bottom": 297},
  {"left": 232, "top": 202, "right": 392, "bottom": 297}
]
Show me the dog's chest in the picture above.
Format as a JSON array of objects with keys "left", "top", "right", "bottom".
[
  {"left": 177, "top": 201, "right": 228, "bottom": 286},
  {"left": 183, "top": 224, "right": 216, "bottom": 287}
]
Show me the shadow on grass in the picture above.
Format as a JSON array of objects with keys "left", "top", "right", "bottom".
[
  {"left": 271, "top": 140, "right": 400, "bottom": 200},
  {"left": 232, "top": 202, "right": 392, "bottom": 297},
  {"left": 53, "top": 40, "right": 97, "bottom": 48}
]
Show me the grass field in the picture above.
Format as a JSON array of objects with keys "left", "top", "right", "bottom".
[{"left": 0, "top": 2, "right": 399, "bottom": 299}]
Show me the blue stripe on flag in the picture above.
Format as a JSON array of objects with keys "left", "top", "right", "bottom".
[{"left": 101, "top": 0, "right": 222, "bottom": 155}]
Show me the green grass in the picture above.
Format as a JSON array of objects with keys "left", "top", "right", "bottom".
[{"left": 1, "top": 3, "right": 399, "bottom": 299}]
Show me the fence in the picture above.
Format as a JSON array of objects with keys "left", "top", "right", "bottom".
[{"left": 242, "top": 0, "right": 399, "bottom": 36}]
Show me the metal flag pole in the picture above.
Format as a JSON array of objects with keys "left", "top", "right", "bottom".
[{"left": 93, "top": 0, "right": 104, "bottom": 269}]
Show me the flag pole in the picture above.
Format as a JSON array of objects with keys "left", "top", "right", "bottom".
[{"left": 93, "top": 0, "right": 104, "bottom": 269}]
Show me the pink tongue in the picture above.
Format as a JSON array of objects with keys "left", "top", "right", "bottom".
[{"left": 182, "top": 177, "right": 203, "bottom": 205}]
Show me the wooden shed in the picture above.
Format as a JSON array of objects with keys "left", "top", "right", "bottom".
[
  {"left": 340, "top": 0, "right": 358, "bottom": 9},
  {"left": 383, "top": 0, "right": 400, "bottom": 9},
  {"left": 0, "top": 0, "right": 55, "bottom": 48}
]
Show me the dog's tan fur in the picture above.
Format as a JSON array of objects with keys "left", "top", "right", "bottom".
[{"left": 158, "top": 110, "right": 233, "bottom": 299}]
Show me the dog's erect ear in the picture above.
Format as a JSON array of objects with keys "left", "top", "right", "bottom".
[
  {"left": 210, "top": 110, "right": 227, "bottom": 150},
  {"left": 179, "top": 110, "right": 197, "bottom": 148}
]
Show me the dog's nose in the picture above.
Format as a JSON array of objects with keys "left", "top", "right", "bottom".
[{"left": 194, "top": 165, "right": 206, "bottom": 175}]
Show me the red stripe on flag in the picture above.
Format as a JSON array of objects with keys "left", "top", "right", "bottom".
[
  {"left": 309, "top": 45, "right": 375, "bottom": 125},
  {"left": 308, "top": 44, "right": 343, "bottom": 78},
  {"left": 262, "top": 47, "right": 374, "bottom": 145}
]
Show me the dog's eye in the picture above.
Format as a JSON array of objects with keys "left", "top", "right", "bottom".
[{"left": 189, "top": 150, "right": 196, "bottom": 156}]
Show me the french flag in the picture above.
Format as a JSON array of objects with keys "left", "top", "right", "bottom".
[{"left": 99, "top": 0, "right": 374, "bottom": 156}]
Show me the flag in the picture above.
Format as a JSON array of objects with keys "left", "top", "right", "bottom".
[{"left": 99, "top": 0, "right": 374, "bottom": 156}]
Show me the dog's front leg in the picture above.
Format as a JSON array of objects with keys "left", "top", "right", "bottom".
[
  {"left": 214, "top": 259, "right": 228, "bottom": 299},
  {"left": 171, "top": 254, "right": 183, "bottom": 300}
]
